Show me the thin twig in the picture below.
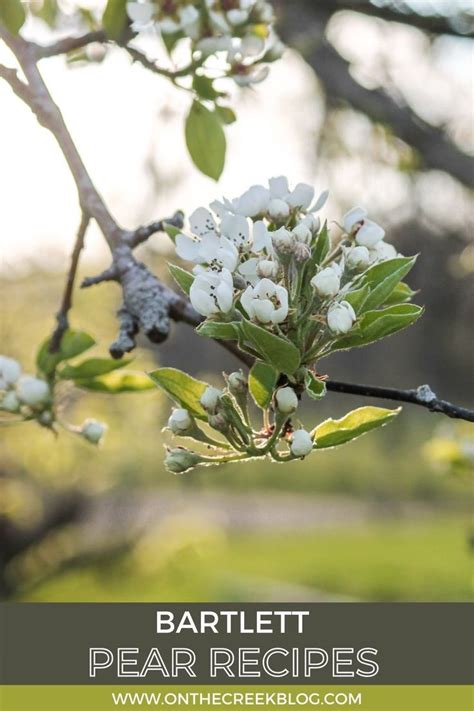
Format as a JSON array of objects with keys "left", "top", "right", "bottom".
[
  {"left": 50, "top": 212, "right": 90, "bottom": 352},
  {"left": 34, "top": 30, "right": 108, "bottom": 59}
]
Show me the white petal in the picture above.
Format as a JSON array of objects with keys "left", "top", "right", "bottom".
[
  {"left": 198, "top": 234, "right": 222, "bottom": 262},
  {"left": 239, "top": 35, "right": 265, "bottom": 57},
  {"left": 236, "top": 186, "right": 270, "bottom": 217},
  {"left": 252, "top": 220, "right": 272, "bottom": 253},
  {"left": 208, "top": 10, "right": 230, "bottom": 32},
  {"left": 190, "top": 286, "right": 218, "bottom": 316},
  {"left": 253, "top": 299, "right": 274, "bottom": 323},
  {"left": 240, "top": 285, "right": 255, "bottom": 317},
  {"left": 216, "top": 282, "right": 234, "bottom": 312},
  {"left": 287, "top": 183, "right": 315, "bottom": 210},
  {"left": 255, "top": 278, "right": 276, "bottom": 299},
  {"left": 126, "top": 2, "right": 154, "bottom": 23},
  {"left": 227, "top": 9, "right": 248, "bottom": 25},
  {"left": 159, "top": 17, "right": 180, "bottom": 33},
  {"left": 221, "top": 213, "right": 249, "bottom": 247},
  {"left": 356, "top": 220, "right": 385, "bottom": 247},
  {"left": 269, "top": 176, "right": 290, "bottom": 199},
  {"left": 343, "top": 206, "right": 367, "bottom": 233},
  {"left": 310, "top": 189, "right": 329, "bottom": 213},
  {"left": 189, "top": 207, "right": 217, "bottom": 237},
  {"left": 175, "top": 234, "right": 201, "bottom": 263}
]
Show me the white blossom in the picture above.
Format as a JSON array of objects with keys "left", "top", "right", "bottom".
[
  {"left": 271, "top": 227, "right": 294, "bottom": 255},
  {"left": 16, "top": 376, "right": 50, "bottom": 407},
  {"left": 292, "top": 223, "right": 312, "bottom": 244},
  {"left": 268, "top": 198, "right": 290, "bottom": 222},
  {"left": 189, "top": 269, "right": 234, "bottom": 317},
  {"left": 234, "top": 65, "right": 270, "bottom": 86},
  {"left": 301, "top": 214, "right": 321, "bottom": 235},
  {"left": 269, "top": 175, "right": 289, "bottom": 199},
  {"left": 327, "top": 301, "right": 356, "bottom": 335},
  {"left": 343, "top": 206, "right": 367, "bottom": 233},
  {"left": 311, "top": 267, "right": 341, "bottom": 298},
  {"left": 168, "top": 408, "right": 193, "bottom": 434},
  {"left": 233, "top": 186, "right": 270, "bottom": 217},
  {"left": 275, "top": 387, "right": 298, "bottom": 414},
  {"left": 256, "top": 259, "right": 279, "bottom": 279},
  {"left": 241, "top": 278, "right": 289, "bottom": 324},
  {"left": 290, "top": 429, "right": 313, "bottom": 457},
  {"left": 0, "top": 356, "right": 21, "bottom": 385}
]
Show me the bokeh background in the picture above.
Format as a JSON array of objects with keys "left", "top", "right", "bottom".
[{"left": 1, "top": 0, "right": 473, "bottom": 603}]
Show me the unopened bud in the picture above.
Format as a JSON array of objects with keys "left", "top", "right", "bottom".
[
  {"left": 168, "top": 408, "right": 193, "bottom": 434},
  {"left": 256, "top": 259, "right": 279, "bottom": 279},
  {"left": 327, "top": 301, "right": 356, "bottom": 335},
  {"left": 311, "top": 267, "right": 341, "bottom": 297},
  {"left": 81, "top": 419, "right": 107, "bottom": 444},
  {"left": 301, "top": 214, "right": 321, "bottom": 235},
  {"left": 200, "top": 386, "right": 222, "bottom": 414},
  {"left": 16, "top": 375, "right": 50, "bottom": 408},
  {"left": 346, "top": 246, "right": 370, "bottom": 271},
  {"left": 271, "top": 228, "right": 294, "bottom": 256},
  {"left": 228, "top": 371, "right": 248, "bottom": 395},
  {"left": 292, "top": 224, "right": 311, "bottom": 244},
  {"left": 275, "top": 387, "right": 298, "bottom": 414},
  {"left": 290, "top": 429, "right": 313, "bottom": 458},
  {"left": 164, "top": 447, "right": 202, "bottom": 474},
  {"left": 0, "top": 356, "right": 22, "bottom": 385},
  {"left": 293, "top": 241, "right": 311, "bottom": 264},
  {"left": 38, "top": 411, "right": 54, "bottom": 427},
  {"left": 1, "top": 391, "right": 20, "bottom": 413}
]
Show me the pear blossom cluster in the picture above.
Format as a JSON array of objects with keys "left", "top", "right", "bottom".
[
  {"left": 0, "top": 355, "right": 106, "bottom": 445},
  {"left": 126, "top": 0, "right": 283, "bottom": 86},
  {"left": 158, "top": 177, "right": 414, "bottom": 473}
]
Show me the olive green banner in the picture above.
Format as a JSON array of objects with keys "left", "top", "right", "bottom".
[{"left": 0, "top": 685, "right": 472, "bottom": 711}]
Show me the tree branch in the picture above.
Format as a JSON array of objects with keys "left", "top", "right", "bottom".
[
  {"left": 34, "top": 30, "right": 108, "bottom": 59},
  {"left": 277, "top": 10, "right": 474, "bottom": 187},
  {"left": 50, "top": 212, "right": 90, "bottom": 352},
  {"left": 298, "top": 0, "right": 474, "bottom": 37}
]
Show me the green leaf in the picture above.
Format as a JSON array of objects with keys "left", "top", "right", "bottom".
[
  {"left": 58, "top": 358, "right": 131, "bottom": 380},
  {"left": 0, "top": 0, "right": 26, "bottom": 33},
  {"left": 76, "top": 371, "right": 155, "bottom": 393},
  {"left": 148, "top": 367, "right": 208, "bottom": 419},
  {"left": 163, "top": 223, "right": 182, "bottom": 244},
  {"left": 168, "top": 263, "right": 194, "bottom": 296},
  {"left": 162, "top": 30, "right": 181, "bottom": 55},
  {"left": 36, "top": 330, "right": 96, "bottom": 376},
  {"left": 313, "top": 406, "right": 400, "bottom": 449},
  {"left": 383, "top": 281, "right": 417, "bottom": 306},
  {"left": 241, "top": 321, "right": 300, "bottom": 375},
  {"left": 102, "top": 0, "right": 128, "bottom": 39},
  {"left": 345, "top": 285, "right": 370, "bottom": 314},
  {"left": 215, "top": 106, "right": 237, "bottom": 125},
  {"left": 360, "top": 256, "right": 417, "bottom": 312},
  {"left": 305, "top": 371, "right": 327, "bottom": 400},
  {"left": 311, "top": 222, "right": 330, "bottom": 265},
  {"left": 185, "top": 100, "right": 226, "bottom": 180},
  {"left": 196, "top": 321, "right": 240, "bottom": 340},
  {"left": 332, "top": 304, "right": 423, "bottom": 351},
  {"left": 249, "top": 361, "right": 278, "bottom": 409},
  {"left": 192, "top": 74, "right": 223, "bottom": 101}
]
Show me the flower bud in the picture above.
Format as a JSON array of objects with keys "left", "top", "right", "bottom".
[
  {"left": 311, "top": 267, "right": 341, "bottom": 297},
  {"left": 0, "top": 356, "right": 22, "bottom": 385},
  {"left": 271, "top": 228, "right": 294, "bottom": 255},
  {"left": 256, "top": 259, "right": 279, "bottom": 279},
  {"left": 200, "top": 386, "right": 222, "bottom": 414},
  {"left": 355, "top": 219, "right": 385, "bottom": 248},
  {"left": 81, "top": 419, "right": 107, "bottom": 444},
  {"left": 227, "top": 371, "right": 248, "bottom": 395},
  {"left": 208, "top": 412, "right": 229, "bottom": 432},
  {"left": 38, "top": 411, "right": 54, "bottom": 427},
  {"left": 293, "top": 241, "right": 311, "bottom": 264},
  {"left": 164, "top": 447, "right": 202, "bottom": 474},
  {"left": 290, "top": 429, "right": 313, "bottom": 457},
  {"left": 292, "top": 224, "right": 311, "bottom": 244},
  {"left": 327, "top": 301, "right": 356, "bottom": 335},
  {"left": 301, "top": 214, "right": 320, "bottom": 235},
  {"left": 16, "top": 375, "right": 50, "bottom": 407},
  {"left": 275, "top": 387, "right": 298, "bottom": 414},
  {"left": 168, "top": 408, "right": 193, "bottom": 434},
  {"left": 268, "top": 198, "right": 290, "bottom": 222},
  {"left": 346, "top": 246, "right": 370, "bottom": 271},
  {"left": 1, "top": 391, "right": 20, "bottom": 412},
  {"left": 370, "top": 240, "right": 397, "bottom": 262}
]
